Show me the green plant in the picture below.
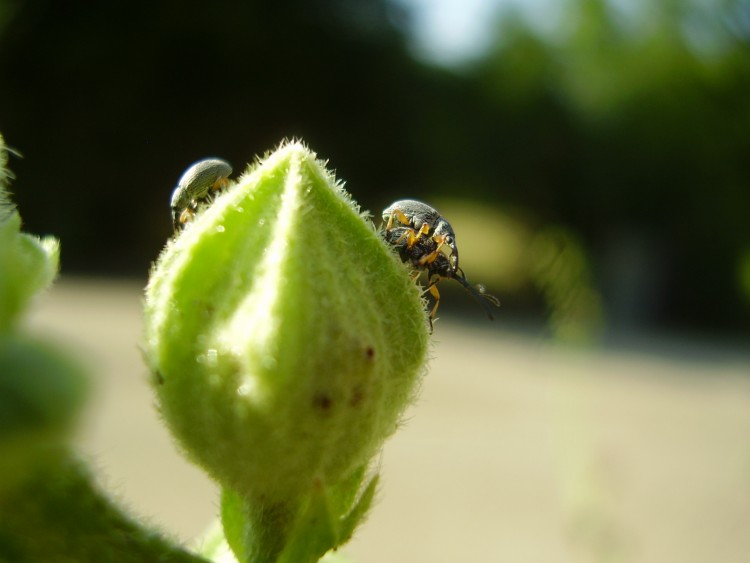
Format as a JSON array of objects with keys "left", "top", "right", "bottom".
[{"left": 0, "top": 136, "right": 430, "bottom": 562}]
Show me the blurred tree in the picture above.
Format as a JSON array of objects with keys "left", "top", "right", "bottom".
[
  {"left": 1, "top": 0, "right": 748, "bottom": 333},
  {"left": 453, "top": 0, "right": 750, "bottom": 331}
]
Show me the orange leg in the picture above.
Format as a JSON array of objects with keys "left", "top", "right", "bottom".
[
  {"left": 178, "top": 207, "right": 195, "bottom": 226},
  {"left": 427, "top": 282, "right": 441, "bottom": 325},
  {"left": 394, "top": 228, "right": 413, "bottom": 245},
  {"left": 395, "top": 222, "right": 430, "bottom": 249},
  {"left": 417, "top": 234, "right": 448, "bottom": 267},
  {"left": 387, "top": 210, "right": 431, "bottom": 250},
  {"left": 210, "top": 176, "right": 230, "bottom": 192},
  {"left": 386, "top": 208, "right": 410, "bottom": 232}
]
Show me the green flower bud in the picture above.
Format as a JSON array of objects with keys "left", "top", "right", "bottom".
[
  {"left": 0, "top": 140, "right": 59, "bottom": 331},
  {"left": 0, "top": 142, "right": 82, "bottom": 490},
  {"left": 145, "top": 142, "right": 429, "bottom": 561}
]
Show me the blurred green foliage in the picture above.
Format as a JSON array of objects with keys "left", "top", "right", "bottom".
[{"left": 0, "top": 0, "right": 747, "bottom": 333}]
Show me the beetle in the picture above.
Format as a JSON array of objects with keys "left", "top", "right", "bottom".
[
  {"left": 382, "top": 199, "right": 500, "bottom": 328},
  {"left": 170, "top": 158, "right": 233, "bottom": 229}
]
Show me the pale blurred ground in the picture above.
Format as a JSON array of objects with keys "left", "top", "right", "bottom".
[{"left": 24, "top": 277, "right": 750, "bottom": 563}]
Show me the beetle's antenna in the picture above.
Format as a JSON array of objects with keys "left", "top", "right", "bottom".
[{"left": 453, "top": 270, "right": 500, "bottom": 321}]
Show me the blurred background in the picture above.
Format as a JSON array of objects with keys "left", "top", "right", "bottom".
[
  {"left": 2, "top": 0, "right": 750, "bottom": 334},
  {"left": 4, "top": 0, "right": 750, "bottom": 561}
]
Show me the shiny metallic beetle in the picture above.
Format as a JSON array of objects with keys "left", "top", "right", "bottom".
[
  {"left": 382, "top": 199, "right": 500, "bottom": 328},
  {"left": 170, "top": 158, "right": 233, "bottom": 229}
]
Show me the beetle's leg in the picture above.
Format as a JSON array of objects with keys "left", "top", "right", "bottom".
[
  {"left": 395, "top": 226, "right": 417, "bottom": 245},
  {"left": 386, "top": 211, "right": 430, "bottom": 248},
  {"left": 393, "top": 209, "right": 412, "bottom": 227},
  {"left": 432, "top": 234, "right": 447, "bottom": 253},
  {"left": 426, "top": 281, "right": 441, "bottom": 329},
  {"left": 392, "top": 225, "right": 428, "bottom": 251},
  {"left": 210, "top": 176, "right": 230, "bottom": 192},
  {"left": 408, "top": 224, "right": 427, "bottom": 248},
  {"left": 417, "top": 249, "right": 440, "bottom": 266},
  {"left": 399, "top": 222, "right": 431, "bottom": 249},
  {"left": 205, "top": 177, "right": 231, "bottom": 206},
  {"left": 178, "top": 207, "right": 194, "bottom": 227},
  {"left": 409, "top": 222, "right": 431, "bottom": 247},
  {"left": 417, "top": 234, "right": 447, "bottom": 267},
  {"left": 386, "top": 208, "right": 411, "bottom": 232}
]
